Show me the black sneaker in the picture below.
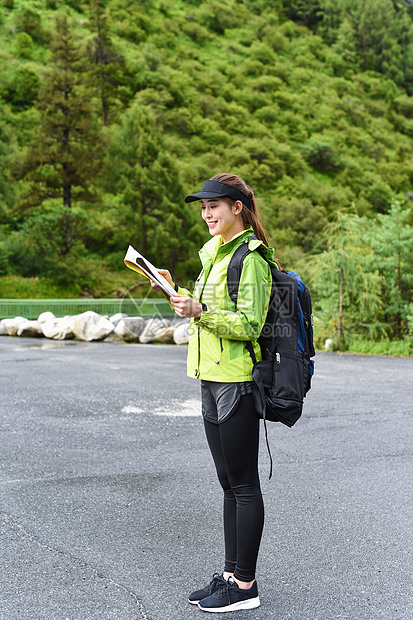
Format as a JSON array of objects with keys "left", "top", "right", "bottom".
[
  {"left": 188, "top": 573, "right": 226, "bottom": 605},
  {"left": 198, "top": 576, "right": 260, "bottom": 612}
]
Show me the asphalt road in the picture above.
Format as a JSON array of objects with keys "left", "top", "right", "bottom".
[{"left": 0, "top": 338, "right": 412, "bottom": 620}]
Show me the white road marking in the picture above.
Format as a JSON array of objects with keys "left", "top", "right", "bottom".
[
  {"left": 121, "top": 405, "right": 144, "bottom": 414},
  {"left": 153, "top": 399, "right": 202, "bottom": 417},
  {"left": 121, "top": 399, "right": 202, "bottom": 417}
]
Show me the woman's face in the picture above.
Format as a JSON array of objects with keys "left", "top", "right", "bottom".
[{"left": 201, "top": 198, "right": 244, "bottom": 242}]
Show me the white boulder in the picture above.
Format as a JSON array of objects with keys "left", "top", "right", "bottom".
[
  {"left": 38, "top": 311, "right": 56, "bottom": 324},
  {"left": 17, "top": 320, "right": 43, "bottom": 338},
  {"left": 0, "top": 321, "right": 8, "bottom": 336},
  {"left": 173, "top": 321, "right": 190, "bottom": 345},
  {"left": 324, "top": 338, "right": 334, "bottom": 352},
  {"left": 155, "top": 325, "right": 176, "bottom": 344},
  {"left": 2, "top": 316, "right": 27, "bottom": 336},
  {"left": 71, "top": 311, "right": 114, "bottom": 342},
  {"left": 41, "top": 316, "right": 74, "bottom": 340},
  {"left": 139, "top": 317, "right": 171, "bottom": 344},
  {"left": 114, "top": 317, "right": 146, "bottom": 342},
  {"left": 109, "top": 312, "right": 128, "bottom": 328}
]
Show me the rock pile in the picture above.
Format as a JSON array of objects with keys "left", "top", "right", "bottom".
[{"left": 0, "top": 311, "right": 190, "bottom": 345}]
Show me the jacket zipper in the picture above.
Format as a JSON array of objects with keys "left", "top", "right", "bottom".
[{"left": 196, "top": 258, "right": 213, "bottom": 377}]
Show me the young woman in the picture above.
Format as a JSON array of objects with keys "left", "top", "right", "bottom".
[{"left": 153, "top": 173, "right": 276, "bottom": 613}]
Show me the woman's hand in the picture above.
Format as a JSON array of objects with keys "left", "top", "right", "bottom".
[
  {"left": 150, "top": 269, "right": 174, "bottom": 291},
  {"left": 171, "top": 295, "right": 203, "bottom": 318}
]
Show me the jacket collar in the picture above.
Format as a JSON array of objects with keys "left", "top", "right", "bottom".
[{"left": 199, "top": 228, "right": 255, "bottom": 263}]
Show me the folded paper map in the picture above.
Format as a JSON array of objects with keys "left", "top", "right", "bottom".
[{"left": 124, "top": 245, "right": 177, "bottom": 299}]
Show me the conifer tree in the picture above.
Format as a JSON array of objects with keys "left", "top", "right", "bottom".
[
  {"left": 87, "top": 0, "right": 127, "bottom": 126},
  {"left": 105, "top": 103, "right": 201, "bottom": 278},
  {"left": 282, "top": 0, "right": 323, "bottom": 28},
  {"left": 15, "top": 12, "right": 105, "bottom": 210},
  {"left": 329, "top": 0, "right": 404, "bottom": 82},
  {"left": 0, "top": 102, "right": 16, "bottom": 214}
]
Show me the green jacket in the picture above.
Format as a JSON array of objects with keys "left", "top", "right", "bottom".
[{"left": 179, "top": 228, "right": 276, "bottom": 382}]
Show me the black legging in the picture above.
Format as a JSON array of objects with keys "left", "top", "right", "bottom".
[{"left": 203, "top": 393, "right": 264, "bottom": 582}]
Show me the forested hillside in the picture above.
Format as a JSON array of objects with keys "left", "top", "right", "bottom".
[{"left": 0, "top": 0, "right": 412, "bottom": 352}]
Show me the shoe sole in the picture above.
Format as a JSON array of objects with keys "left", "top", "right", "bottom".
[
  {"left": 198, "top": 596, "right": 260, "bottom": 613},
  {"left": 188, "top": 599, "right": 200, "bottom": 605}
]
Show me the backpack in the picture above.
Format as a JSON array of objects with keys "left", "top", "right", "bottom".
[{"left": 227, "top": 235, "right": 315, "bottom": 477}]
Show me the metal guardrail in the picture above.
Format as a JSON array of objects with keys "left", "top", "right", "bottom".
[{"left": 0, "top": 298, "right": 175, "bottom": 320}]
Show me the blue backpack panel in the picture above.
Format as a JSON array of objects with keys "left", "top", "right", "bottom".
[{"left": 227, "top": 235, "right": 315, "bottom": 476}]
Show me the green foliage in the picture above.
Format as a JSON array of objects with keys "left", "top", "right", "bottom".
[
  {"left": 14, "top": 6, "right": 45, "bottom": 42},
  {"left": 368, "top": 201, "right": 413, "bottom": 338},
  {"left": 0, "top": 100, "right": 17, "bottom": 210},
  {"left": 0, "top": 0, "right": 411, "bottom": 353},
  {"left": 197, "top": 1, "right": 242, "bottom": 34},
  {"left": 2, "top": 64, "right": 40, "bottom": 109},
  {"left": 14, "top": 12, "right": 106, "bottom": 210},
  {"left": 311, "top": 211, "right": 386, "bottom": 349},
  {"left": 300, "top": 139, "right": 345, "bottom": 173},
  {"left": 87, "top": 0, "right": 129, "bottom": 125},
  {"left": 13, "top": 31, "right": 33, "bottom": 58},
  {"left": 3, "top": 205, "right": 90, "bottom": 276},
  {"left": 343, "top": 337, "right": 412, "bottom": 357},
  {"left": 0, "top": 275, "right": 81, "bottom": 299},
  {"left": 105, "top": 103, "right": 202, "bottom": 279},
  {"left": 312, "top": 204, "right": 413, "bottom": 349}
]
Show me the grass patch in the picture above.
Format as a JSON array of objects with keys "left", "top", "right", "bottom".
[
  {"left": 0, "top": 270, "right": 149, "bottom": 299},
  {"left": 0, "top": 276, "right": 80, "bottom": 299},
  {"left": 345, "top": 337, "right": 412, "bottom": 357},
  {"left": 313, "top": 318, "right": 412, "bottom": 356}
]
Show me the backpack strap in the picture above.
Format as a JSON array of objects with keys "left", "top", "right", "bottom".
[
  {"left": 227, "top": 235, "right": 259, "bottom": 364},
  {"left": 227, "top": 235, "right": 256, "bottom": 307},
  {"left": 227, "top": 234, "right": 273, "bottom": 478}
]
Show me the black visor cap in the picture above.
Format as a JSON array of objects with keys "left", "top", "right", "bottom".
[{"left": 184, "top": 180, "right": 250, "bottom": 207}]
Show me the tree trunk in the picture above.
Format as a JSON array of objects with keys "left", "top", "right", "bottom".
[
  {"left": 101, "top": 84, "right": 109, "bottom": 127},
  {"left": 338, "top": 263, "right": 344, "bottom": 346},
  {"left": 141, "top": 200, "right": 147, "bottom": 256},
  {"left": 62, "top": 178, "right": 71, "bottom": 209},
  {"left": 396, "top": 251, "right": 402, "bottom": 338}
]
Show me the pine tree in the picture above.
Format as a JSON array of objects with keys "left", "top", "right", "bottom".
[
  {"left": 15, "top": 12, "right": 106, "bottom": 210},
  {"left": 0, "top": 101, "right": 17, "bottom": 214},
  {"left": 333, "top": 17, "right": 358, "bottom": 68},
  {"left": 105, "top": 103, "right": 201, "bottom": 279},
  {"left": 87, "top": 0, "right": 127, "bottom": 126},
  {"left": 282, "top": 0, "right": 323, "bottom": 29},
  {"left": 331, "top": 0, "right": 404, "bottom": 80}
]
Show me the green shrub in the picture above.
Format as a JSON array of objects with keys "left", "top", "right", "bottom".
[
  {"left": 394, "top": 95, "right": 413, "bottom": 119},
  {"left": 250, "top": 75, "right": 283, "bottom": 93},
  {"left": 182, "top": 21, "right": 212, "bottom": 44},
  {"left": 63, "top": 0, "right": 84, "bottom": 11},
  {"left": 346, "top": 337, "right": 412, "bottom": 357},
  {"left": 254, "top": 105, "right": 279, "bottom": 124},
  {"left": 197, "top": 2, "right": 241, "bottom": 34},
  {"left": 0, "top": 275, "right": 80, "bottom": 299},
  {"left": 301, "top": 139, "right": 344, "bottom": 173},
  {"left": 14, "top": 7, "right": 44, "bottom": 42},
  {"left": 4, "top": 65, "right": 40, "bottom": 109},
  {"left": 362, "top": 180, "right": 393, "bottom": 212},
  {"left": 264, "top": 28, "right": 288, "bottom": 52},
  {"left": 13, "top": 32, "right": 33, "bottom": 58},
  {"left": 46, "top": 0, "right": 61, "bottom": 9},
  {"left": 249, "top": 41, "right": 276, "bottom": 65}
]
